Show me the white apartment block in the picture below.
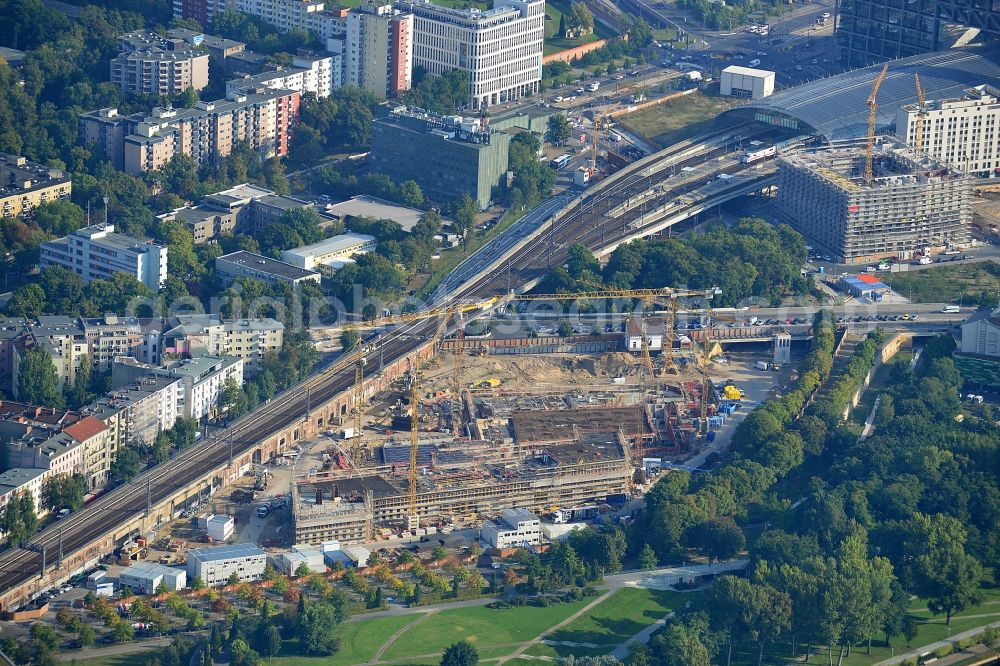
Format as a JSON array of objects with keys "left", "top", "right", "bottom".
[
  {"left": 227, "top": 55, "right": 337, "bottom": 99},
  {"left": 187, "top": 543, "right": 267, "bottom": 586},
  {"left": 897, "top": 84, "right": 1000, "bottom": 179},
  {"left": 113, "top": 31, "right": 210, "bottom": 96},
  {"left": 39, "top": 224, "right": 168, "bottom": 290},
  {"left": 397, "top": 0, "right": 544, "bottom": 109}
]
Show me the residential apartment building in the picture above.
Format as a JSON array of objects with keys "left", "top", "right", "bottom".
[
  {"left": 0, "top": 402, "right": 111, "bottom": 494},
  {"left": 18, "top": 316, "right": 90, "bottom": 392},
  {"left": 396, "top": 0, "right": 544, "bottom": 109},
  {"left": 0, "top": 154, "right": 71, "bottom": 219},
  {"left": 346, "top": 0, "right": 413, "bottom": 97},
  {"left": 63, "top": 416, "right": 113, "bottom": 491},
  {"left": 112, "top": 30, "right": 210, "bottom": 96},
  {"left": 39, "top": 224, "right": 168, "bottom": 290},
  {"left": 0, "top": 319, "right": 30, "bottom": 396},
  {"left": 162, "top": 314, "right": 283, "bottom": 375},
  {"left": 79, "top": 87, "right": 300, "bottom": 175},
  {"left": 281, "top": 233, "right": 376, "bottom": 270},
  {"left": 227, "top": 55, "right": 338, "bottom": 99},
  {"left": 187, "top": 543, "right": 267, "bottom": 586},
  {"left": 8, "top": 315, "right": 158, "bottom": 395},
  {"left": 370, "top": 107, "right": 510, "bottom": 208},
  {"left": 215, "top": 251, "right": 322, "bottom": 286},
  {"left": 897, "top": 85, "right": 1000, "bottom": 179},
  {"left": 6, "top": 432, "right": 83, "bottom": 480},
  {"left": 0, "top": 468, "right": 48, "bottom": 518},
  {"left": 84, "top": 374, "right": 183, "bottom": 487},
  {"left": 112, "top": 355, "right": 244, "bottom": 421}
]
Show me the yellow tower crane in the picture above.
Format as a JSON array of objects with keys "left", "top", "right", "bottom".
[
  {"left": 864, "top": 63, "right": 890, "bottom": 186},
  {"left": 408, "top": 373, "right": 420, "bottom": 531},
  {"left": 914, "top": 73, "right": 927, "bottom": 154}
]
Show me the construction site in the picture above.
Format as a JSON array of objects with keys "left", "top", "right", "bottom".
[
  {"left": 292, "top": 290, "right": 790, "bottom": 546},
  {"left": 776, "top": 137, "right": 972, "bottom": 264}
]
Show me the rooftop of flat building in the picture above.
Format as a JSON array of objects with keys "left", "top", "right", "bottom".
[
  {"left": 166, "top": 314, "right": 284, "bottom": 335},
  {"left": 511, "top": 406, "right": 652, "bottom": 443},
  {"left": 187, "top": 542, "right": 265, "bottom": 563},
  {"left": 62, "top": 224, "right": 163, "bottom": 252},
  {"left": 120, "top": 561, "right": 186, "bottom": 578},
  {"left": 203, "top": 183, "right": 277, "bottom": 208},
  {"left": 282, "top": 233, "right": 376, "bottom": 258},
  {"left": 377, "top": 107, "right": 498, "bottom": 148},
  {"left": 165, "top": 355, "right": 241, "bottom": 378},
  {"left": 0, "top": 154, "right": 70, "bottom": 196},
  {"left": 302, "top": 475, "right": 401, "bottom": 501},
  {"left": 255, "top": 194, "right": 312, "bottom": 211},
  {"left": 323, "top": 195, "right": 431, "bottom": 232},
  {"left": 780, "top": 137, "right": 965, "bottom": 191},
  {"left": 216, "top": 251, "right": 321, "bottom": 281}
]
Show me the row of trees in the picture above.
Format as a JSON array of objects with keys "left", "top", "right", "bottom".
[
  {"left": 541, "top": 219, "right": 811, "bottom": 307},
  {"left": 632, "top": 326, "right": 997, "bottom": 663}
]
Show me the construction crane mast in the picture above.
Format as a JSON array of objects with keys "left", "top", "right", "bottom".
[
  {"left": 452, "top": 306, "right": 465, "bottom": 435},
  {"left": 408, "top": 375, "right": 419, "bottom": 531},
  {"left": 864, "top": 63, "right": 890, "bottom": 186},
  {"left": 914, "top": 73, "right": 927, "bottom": 153}
]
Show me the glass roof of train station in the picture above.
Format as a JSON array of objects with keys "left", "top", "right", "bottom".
[{"left": 721, "top": 42, "right": 1000, "bottom": 142}]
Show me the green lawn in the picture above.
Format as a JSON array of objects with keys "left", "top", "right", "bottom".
[
  {"left": 880, "top": 260, "right": 1000, "bottom": 305},
  {"left": 542, "top": 0, "right": 614, "bottom": 56},
  {"left": 57, "top": 648, "right": 170, "bottom": 666},
  {"left": 619, "top": 92, "right": 743, "bottom": 149},
  {"left": 545, "top": 588, "right": 683, "bottom": 648},
  {"left": 379, "top": 598, "right": 597, "bottom": 660},
  {"left": 271, "top": 615, "right": 416, "bottom": 666}
]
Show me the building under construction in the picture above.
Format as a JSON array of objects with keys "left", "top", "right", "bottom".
[
  {"left": 292, "top": 423, "right": 632, "bottom": 545},
  {"left": 776, "top": 137, "right": 971, "bottom": 264}
]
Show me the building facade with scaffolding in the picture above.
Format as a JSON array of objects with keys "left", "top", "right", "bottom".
[{"left": 775, "top": 138, "right": 972, "bottom": 264}]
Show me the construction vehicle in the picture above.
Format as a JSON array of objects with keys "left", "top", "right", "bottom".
[
  {"left": 864, "top": 63, "right": 890, "bottom": 185},
  {"left": 722, "top": 385, "right": 744, "bottom": 401},
  {"left": 479, "top": 378, "right": 501, "bottom": 388}
]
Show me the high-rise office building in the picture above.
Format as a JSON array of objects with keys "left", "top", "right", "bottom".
[
  {"left": 837, "top": 0, "right": 1000, "bottom": 68},
  {"left": 396, "top": 0, "right": 544, "bottom": 109}
]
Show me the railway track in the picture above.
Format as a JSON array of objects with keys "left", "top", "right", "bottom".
[{"left": 0, "top": 121, "right": 775, "bottom": 604}]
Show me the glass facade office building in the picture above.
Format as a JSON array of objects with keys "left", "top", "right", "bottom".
[{"left": 837, "top": 0, "right": 999, "bottom": 68}]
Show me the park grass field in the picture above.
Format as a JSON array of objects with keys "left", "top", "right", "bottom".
[
  {"left": 60, "top": 653, "right": 160, "bottom": 666},
  {"left": 879, "top": 260, "right": 1000, "bottom": 305},
  {"left": 547, "top": 588, "right": 682, "bottom": 646},
  {"left": 270, "top": 615, "right": 416, "bottom": 666},
  {"left": 379, "top": 598, "right": 597, "bottom": 660}
]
